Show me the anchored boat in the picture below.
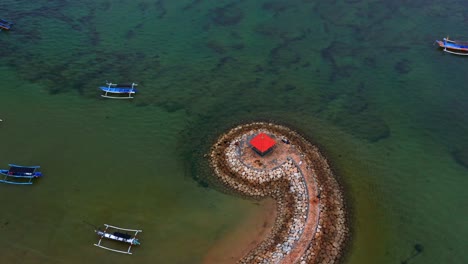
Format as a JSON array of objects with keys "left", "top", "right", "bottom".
[
  {"left": 0, "top": 19, "right": 13, "bottom": 31},
  {"left": 0, "top": 164, "right": 43, "bottom": 185},
  {"left": 436, "top": 37, "right": 468, "bottom": 55},
  {"left": 94, "top": 224, "right": 142, "bottom": 254},
  {"left": 99, "top": 81, "right": 138, "bottom": 99}
]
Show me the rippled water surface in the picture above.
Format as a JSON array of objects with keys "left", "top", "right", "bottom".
[{"left": 1, "top": 0, "right": 467, "bottom": 263}]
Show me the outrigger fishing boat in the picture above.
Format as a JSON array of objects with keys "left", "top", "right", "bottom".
[
  {"left": 0, "top": 19, "right": 13, "bottom": 31},
  {"left": 94, "top": 224, "right": 142, "bottom": 254},
  {"left": 99, "top": 81, "right": 138, "bottom": 99},
  {"left": 0, "top": 164, "right": 43, "bottom": 185},
  {"left": 436, "top": 37, "right": 468, "bottom": 55}
]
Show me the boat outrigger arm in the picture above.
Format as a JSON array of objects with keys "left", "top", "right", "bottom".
[{"left": 94, "top": 224, "right": 142, "bottom": 255}]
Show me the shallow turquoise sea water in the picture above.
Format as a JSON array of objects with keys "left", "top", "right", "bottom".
[{"left": 1, "top": 0, "right": 467, "bottom": 263}]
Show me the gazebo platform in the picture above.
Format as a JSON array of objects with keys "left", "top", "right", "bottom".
[{"left": 241, "top": 133, "right": 300, "bottom": 170}]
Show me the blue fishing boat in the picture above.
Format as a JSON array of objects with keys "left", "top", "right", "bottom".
[
  {"left": 0, "top": 19, "right": 13, "bottom": 31},
  {"left": 0, "top": 164, "right": 43, "bottom": 185},
  {"left": 99, "top": 81, "right": 138, "bottom": 99},
  {"left": 436, "top": 37, "right": 468, "bottom": 55},
  {"left": 94, "top": 224, "right": 142, "bottom": 255}
]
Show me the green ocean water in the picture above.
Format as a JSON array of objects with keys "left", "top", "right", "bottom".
[{"left": 1, "top": 0, "right": 467, "bottom": 263}]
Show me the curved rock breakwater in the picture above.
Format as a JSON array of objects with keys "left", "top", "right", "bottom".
[{"left": 209, "top": 122, "right": 348, "bottom": 264}]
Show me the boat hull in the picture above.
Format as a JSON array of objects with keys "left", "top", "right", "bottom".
[
  {"left": 0, "top": 170, "right": 42, "bottom": 178},
  {"left": 96, "top": 230, "right": 139, "bottom": 245},
  {"left": 0, "top": 20, "right": 13, "bottom": 30}
]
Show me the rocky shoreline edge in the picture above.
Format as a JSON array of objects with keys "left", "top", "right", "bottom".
[{"left": 209, "top": 122, "right": 349, "bottom": 264}]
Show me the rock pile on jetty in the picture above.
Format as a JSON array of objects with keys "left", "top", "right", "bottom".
[{"left": 209, "top": 122, "right": 348, "bottom": 264}]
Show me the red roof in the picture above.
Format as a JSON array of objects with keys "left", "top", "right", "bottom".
[{"left": 250, "top": 133, "right": 276, "bottom": 153}]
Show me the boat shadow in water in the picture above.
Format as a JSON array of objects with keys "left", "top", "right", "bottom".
[{"left": 401, "top": 243, "right": 424, "bottom": 264}]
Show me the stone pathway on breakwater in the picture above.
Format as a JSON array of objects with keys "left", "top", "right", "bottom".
[{"left": 209, "top": 122, "right": 348, "bottom": 264}]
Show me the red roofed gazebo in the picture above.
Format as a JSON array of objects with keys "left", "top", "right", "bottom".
[{"left": 250, "top": 132, "right": 276, "bottom": 156}]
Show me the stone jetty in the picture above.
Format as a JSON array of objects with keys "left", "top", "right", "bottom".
[{"left": 209, "top": 122, "right": 348, "bottom": 264}]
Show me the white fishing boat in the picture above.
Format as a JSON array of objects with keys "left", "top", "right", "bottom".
[{"left": 94, "top": 224, "right": 142, "bottom": 254}]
